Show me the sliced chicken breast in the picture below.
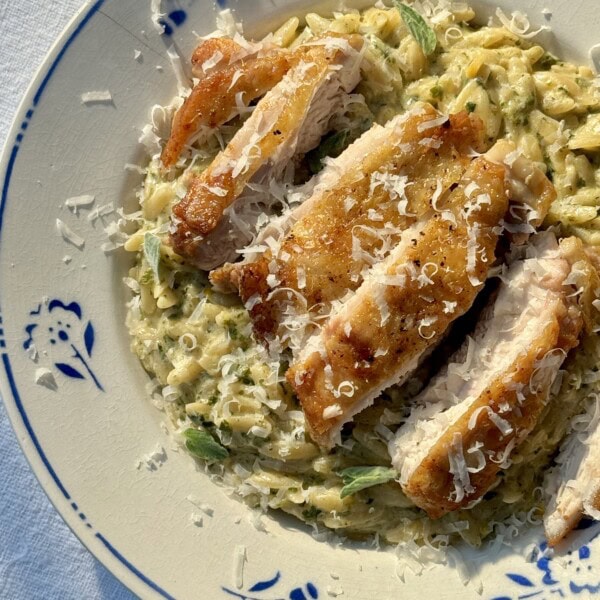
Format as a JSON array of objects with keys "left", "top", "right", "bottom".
[
  {"left": 543, "top": 247, "right": 600, "bottom": 545},
  {"left": 390, "top": 234, "right": 595, "bottom": 519},
  {"left": 170, "top": 35, "right": 364, "bottom": 265},
  {"left": 161, "top": 49, "right": 292, "bottom": 169},
  {"left": 212, "top": 106, "right": 486, "bottom": 346},
  {"left": 544, "top": 406, "right": 600, "bottom": 546},
  {"left": 286, "top": 155, "right": 510, "bottom": 448}
]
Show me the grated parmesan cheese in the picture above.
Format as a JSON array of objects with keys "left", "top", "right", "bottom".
[
  {"left": 150, "top": 0, "right": 165, "bottom": 33},
  {"left": 466, "top": 224, "right": 482, "bottom": 287},
  {"left": 80, "top": 90, "right": 113, "bottom": 105},
  {"left": 323, "top": 404, "right": 343, "bottom": 419},
  {"left": 495, "top": 8, "right": 550, "bottom": 39},
  {"left": 417, "top": 115, "right": 448, "bottom": 132},
  {"left": 135, "top": 444, "right": 167, "bottom": 471},
  {"left": 447, "top": 433, "right": 475, "bottom": 503},
  {"left": 190, "top": 512, "right": 204, "bottom": 527},
  {"left": 233, "top": 545, "right": 246, "bottom": 589},
  {"left": 64, "top": 194, "right": 95, "bottom": 215},
  {"left": 442, "top": 300, "right": 457, "bottom": 314},
  {"left": 56, "top": 219, "right": 85, "bottom": 249},
  {"left": 35, "top": 368, "right": 57, "bottom": 390}
]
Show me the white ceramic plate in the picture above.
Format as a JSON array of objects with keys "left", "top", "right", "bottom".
[{"left": 2, "top": 1, "right": 600, "bottom": 598}]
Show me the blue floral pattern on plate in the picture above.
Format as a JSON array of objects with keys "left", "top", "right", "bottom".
[
  {"left": 222, "top": 571, "right": 319, "bottom": 599},
  {"left": 23, "top": 299, "right": 104, "bottom": 391},
  {"left": 491, "top": 522, "right": 600, "bottom": 599}
]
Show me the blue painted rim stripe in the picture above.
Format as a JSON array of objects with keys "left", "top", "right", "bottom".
[
  {"left": 2, "top": 353, "right": 71, "bottom": 500},
  {"left": 96, "top": 534, "right": 177, "bottom": 600},
  {"left": 0, "top": 1, "right": 177, "bottom": 598},
  {"left": 0, "top": 145, "right": 19, "bottom": 241}
]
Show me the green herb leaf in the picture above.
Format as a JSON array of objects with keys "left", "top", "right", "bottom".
[
  {"left": 339, "top": 466, "right": 397, "bottom": 498},
  {"left": 183, "top": 428, "right": 229, "bottom": 462},
  {"left": 302, "top": 506, "right": 322, "bottom": 520},
  {"left": 307, "top": 129, "right": 350, "bottom": 174},
  {"left": 218, "top": 420, "right": 233, "bottom": 434},
  {"left": 238, "top": 367, "right": 255, "bottom": 386},
  {"left": 538, "top": 52, "right": 558, "bottom": 70},
  {"left": 143, "top": 232, "right": 161, "bottom": 282},
  {"left": 430, "top": 84, "right": 443, "bottom": 99},
  {"left": 394, "top": 2, "right": 437, "bottom": 56},
  {"left": 465, "top": 101, "right": 477, "bottom": 113},
  {"left": 224, "top": 319, "right": 239, "bottom": 340}
]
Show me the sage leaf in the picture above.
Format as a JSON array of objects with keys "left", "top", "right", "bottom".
[
  {"left": 339, "top": 466, "right": 397, "bottom": 498},
  {"left": 143, "top": 232, "right": 161, "bottom": 282},
  {"left": 183, "top": 428, "right": 229, "bottom": 462},
  {"left": 394, "top": 2, "right": 437, "bottom": 56}
]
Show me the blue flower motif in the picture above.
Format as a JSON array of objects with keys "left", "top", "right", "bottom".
[
  {"left": 24, "top": 299, "right": 104, "bottom": 391},
  {"left": 490, "top": 521, "right": 600, "bottom": 599},
  {"left": 221, "top": 572, "right": 319, "bottom": 600}
]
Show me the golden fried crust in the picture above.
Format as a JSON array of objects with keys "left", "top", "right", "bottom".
[
  {"left": 190, "top": 38, "right": 244, "bottom": 78},
  {"left": 404, "top": 236, "right": 595, "bottom": 522},
  {"left": 222, "top": 110, "right": 486, "bottom": 340},
  {"left": 170, "top": 36, "right": 363, "bottom": 261},
  {"left": 161, "top": 52, "right": 292, "bottom": 168},
  {"left": 287, "top": 158, "right": 509, "bottom": 447},
  {"left": 406, "top": 315, "right": 577, "bottom": 519}
]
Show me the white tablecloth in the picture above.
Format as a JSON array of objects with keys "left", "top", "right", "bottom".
[{"left": 0, "top": 1, "right": 136, "bottom": 598}]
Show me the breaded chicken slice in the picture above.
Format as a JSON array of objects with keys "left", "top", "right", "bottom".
[
  {"left": 390, "top": 234, "right": 596, "bottom": 519},
  {"left": 211, "top": 106, "right": 486, "bottom": 347},
  {"left": 161, "top": 48, "right": 292, "bottom": 169},
  {"left": 170, "top": 35, "right": 364, "bottom": 265},
  {"left": 543, "top": 247, "right": 600, "bottom": 545},
  {"left": 286, "top": 155, "right": 510, "bottom": 448},
  {"left": 544, "top": 409, "right": 600, "bottom": 546}
]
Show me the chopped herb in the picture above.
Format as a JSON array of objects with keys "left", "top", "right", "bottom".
[
  {"left": 543, "top": 155, "right": 555, "bottom": 181},
  {"left": 188, "top": 414, "right": 206, "bottom": 425},
  {"left": 238, "top": 367, "right": 255, "bottom": 386},
  {"left": 224, "top": 319, "right": 239, "bottom": 340},
  {"left": 183, "top": 428, "right": 229, "bottom": 462},
  {"left": 307, "top": 129, "right": 350, "bottom": 174},
  {"left": 465, "top": 101, "right": 477, "bottom": 113},
  {"left": 538, "top": 52, "right": 558, "bottom": 70},
  {"left": 339, "top": 466, "right": 397, "bottom": 498},
  {"left": 140, "top": 269, "right": 154, "bottom": 285},
  {"left": 143, "top": 232, "right": 161, "bottom": 282},
  {"left": 218, "top": 420, "right": 233, "bottom": 434},
  {"left": 394, "top": 1, "right": 437, "bottom": 56},
  {"left": 208, "top": 393, "right": 219, "bottom": 406},
  {"left": 302, "top": 506, "right": 322, "bottom": 520},
  {"left": 246, "top": 433, "right": 267, "bottom": 446},
  {"left": 430, "top": 84, "right": 443, "bottom": 99},
  {"left": 301, "top": 473, "right": 325, "bottom": 488}
]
